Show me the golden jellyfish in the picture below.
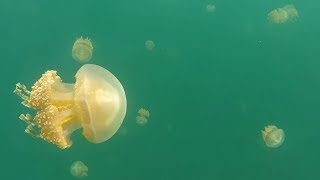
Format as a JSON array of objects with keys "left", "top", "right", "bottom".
[
  {"left": 136, "top": 108, "right": 149, "bottom": 126},
  {"left": 267, "top": 8, "right": 289, "bottom": 24},
  {"left": 70, "top": 161, "right": 88, "bottom": 178},
  {"left": 206, "top": 3, "right": 216, "bottom": 13},
  {"left": 267, "top": 4, "right": 298, "bottom": 24},
  {"left": 261, "top": 125, "right": 285, "bottom": 148},
  {"left": 145, "top": 40, "right": 155, "bottom": 51},
  {"left": 72, "top": 37, "right": 93, "bottom": 63},
  {"left": 13, "top": 64, "right": 127, "bottom": 149}
]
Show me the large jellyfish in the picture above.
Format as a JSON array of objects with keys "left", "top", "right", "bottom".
[
  {"left": 14, "top": 64, "right": 127, "bottom": 149},
  {"left": 70, "top": 161, "right": 88, "bottom": 178},
  {"left": 72, "top": 37, "right": 93, "bottom": 63},
  {"left": 261, "top": 125, "right": 285, "bottom": 148}
]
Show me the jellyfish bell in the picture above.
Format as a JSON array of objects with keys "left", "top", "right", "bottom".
[
  {"left": 145, "top": 40, "right": 155, "bottom": 51},
  {"left": 70, "top": 161, "right": 88, "bottom": 178},
  {"left": 14, "top": 64, "right": 127, "bottom": 149},
  {"left": 75, "top": 64, "right": 127, "bottom": 143},
  {"left": 267, "top": 4, "right": 299, "bottom": 24},
  {"left": 138, "top": 108, "right": 150, "bottom": 118},
  {"left": 261, "top": 125, "right": 285, "bottom": 148},
  {"left": 267, "top": 8, "right": 289, "bottom": 24},
  {"left": 72, "top": 37, "right": 93, "bottom": 63}
]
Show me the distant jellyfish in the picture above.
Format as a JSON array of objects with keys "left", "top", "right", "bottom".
[
  {"left": 267, "top": 4, "right": 298, "bottom": 24},
  {"left": 136, "top": 108, "right": 150, "bottom": 126},
  {"left": 145, "top": 40, "right": 155, "bottom": 51},
  {"left": 267, "top": 8, "right": 289, "bottom": 24},
  {"left": 206, "top": 3, "right": 216, "bottom": 13},
  {"left": 70, "top": 161, "right": 88, "bottom": 178},
  {"left": 261, "top": 125, "right": 285, "bottom": 148},
  {"left": 136, "top": 116, "right": 148, "bottom": 126},
  {"left": 72, "top": 37, "right": 93, "bottom": 63},
  {"left": 283, "top": 4, "right": 299, "bottom": 21}
]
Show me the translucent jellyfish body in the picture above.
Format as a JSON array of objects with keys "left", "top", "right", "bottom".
[
  {"left": 267, "top": 4, "right": 298, "bottom": 24},
  {"left": 261, "top": 125, "right": 285, "bottom": 148},
  {"left": 14, "top": 64, "right": 127, "bottom": 149},
  {"left": 283, "top": 4, "right": 299, "bottom": 21},
  {"left": 145, "top": 40, "right": 155, "bottom": 51},
  {"left": 206, "top": 4, "right": 216, "bottom": 13},
  {"left": 72, "top": 37, "right": 93, "bottom": 63},
  {"left": 70, "top": 161, "right": 88, "bottom": 178},
  {"left": 268, "top": 8, "right": 289, "bottom": 24},
  {"left": 136, "top": 108, "right": 150, "bottom": 126}
]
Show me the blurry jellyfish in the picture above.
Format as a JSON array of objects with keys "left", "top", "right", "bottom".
[
  {"left": 206, "top": 3, "right": 216, "bottom": 13},
  {"left": 136, "top": 116, "right": 148, "bottom": 126},
  {"left": 261, "top": 125, "right": 285, "bottom": 148},
  {"left": 14, "top": 64, "right": 127, "bottom": 149},
  {"left": 72, "top": 37, "right": 93, "bottom": 63},
  {"left": 70, "top": 161, "right": 88, "bottom": 178},
  {"left": 136, "top": 108, "right": 150, "bottom": 126},
  {"left": 145, "top": 40, "right": 155, "bottom": 51},
  {"left": 267, "top": 8, "right": 289, "bottom": 24},
  {"left": 283, "top": 4, "right": 299, "bottom": 21},
  {"left": 267, "top": 4, "right": 298, "bottom": 24}
]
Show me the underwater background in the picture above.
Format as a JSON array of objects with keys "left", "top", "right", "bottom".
[{"left": 1, "top": 0, "right": 320, "bottom": 179}]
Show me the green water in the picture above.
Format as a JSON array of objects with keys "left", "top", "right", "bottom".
[{"left": 1, "top": 0, "right": 320, "bottom": 179}]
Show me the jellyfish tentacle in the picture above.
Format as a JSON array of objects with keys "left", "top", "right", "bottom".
[
  {"left": 19, "top": 114, "right": 32, "bottom": 124},
  {"left": 19, "top": 113, "right": 41, "bottom": 138},
  {"left": 25, "top": 125, "right": 40, "bottom": 138},
  {"left": 14, "top": 83, "right": 31, "bottom": 107}
]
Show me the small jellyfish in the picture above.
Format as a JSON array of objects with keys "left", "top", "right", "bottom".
[
  {"left": 14, "top": 64, "right": 127, "bottom": 149},
  {"left": 261, "top": 125, "right": 285, "bottom": 148},
  {"left": 206, "top": 4, "right": 216, "bottom": 13},
  {"left": 267, "top": 4, "right": 298, "bottom": 24},
  {"left": 70, "top": 161, "right": 88, "bottom": 178},
  {"left": 136, "top": 108, "right": 150, "bottom": 126},
  {"left": 72, "top": 37, "right": 93, "bottom": 63},
  {"left": 283, "top": 4, "right": 299, "bottom": 21},
  {"left": 267, "top": 8, "right": 289, "bottom": 24},
  {"left": 145, "top": 40, "right": 155, "bottom": 51}
]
